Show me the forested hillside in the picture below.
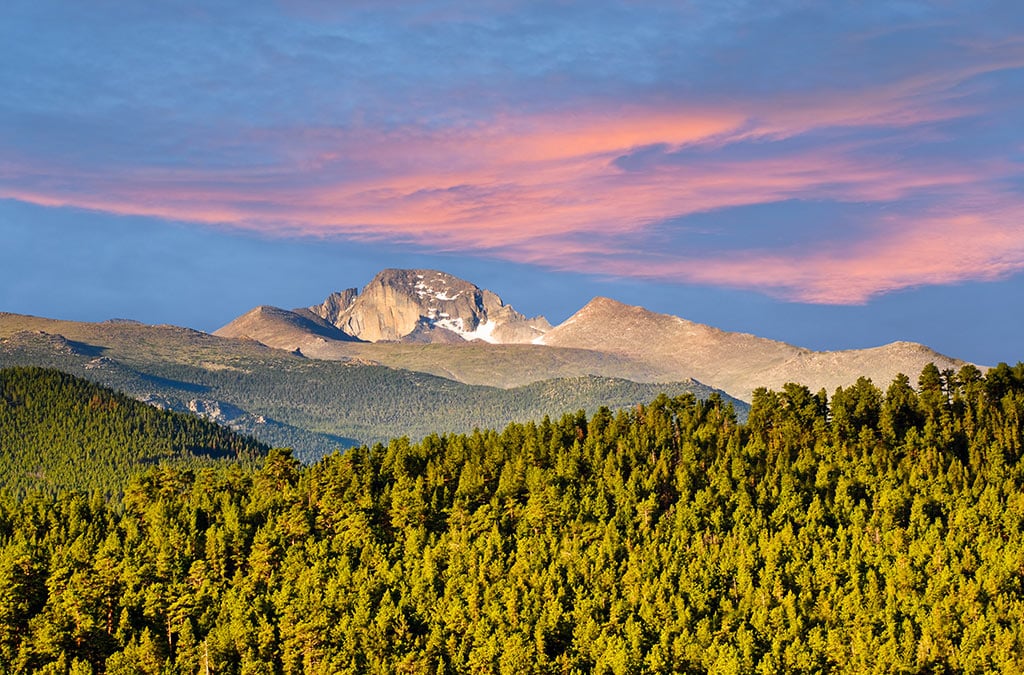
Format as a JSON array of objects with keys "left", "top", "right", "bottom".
[
  {"left": 0, "top": 323, "right": 744, "bottom": 459},
  {"left": 2, "top": 362, "right": 1024, "bottom": 673},
  {"left": 0, "top": 367, "right": 267, "bottom": 496}
]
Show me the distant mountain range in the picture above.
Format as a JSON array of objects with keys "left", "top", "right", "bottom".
[
  {"left": 0, "top": 308, "right": 735, "bottom": 461},
  {"left": 0, "top": 268, "right": 972, "bottom": 458},
  {"left": 216, "top": 268, "right": 968, "bottom": 400}
]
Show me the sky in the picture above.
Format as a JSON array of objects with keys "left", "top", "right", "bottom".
[{"left": 1, "top": 1, "right": 1023, "bottom": 366}]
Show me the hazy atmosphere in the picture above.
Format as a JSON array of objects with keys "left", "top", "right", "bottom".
[{"left": 3, "top": 1, "right": 1023, "bottom": 365}]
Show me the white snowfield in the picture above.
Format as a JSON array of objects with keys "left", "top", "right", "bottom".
[{"left": 435, "top": 317, "right": 499, "bottom": 343}]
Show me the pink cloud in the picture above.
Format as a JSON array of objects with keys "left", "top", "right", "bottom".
[
  {"left": 3, "top": 55, "right": 1023, "bottom": 304},
  {"left": 575, "top": 204, "right": 1024, "bottom": 304}
]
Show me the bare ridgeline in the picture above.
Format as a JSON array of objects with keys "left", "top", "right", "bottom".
[{"left": 215, "top": 268, "right": 967, "bottom": 401}]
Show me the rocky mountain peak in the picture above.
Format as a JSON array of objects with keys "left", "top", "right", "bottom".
[
  {"left": 307, "top": 269, "right": 550, "bottom": 344},
  {"left": 308, "top": 289, "right": 358, "bottom": 327}
]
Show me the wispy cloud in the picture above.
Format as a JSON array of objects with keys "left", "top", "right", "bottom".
[
  {"left": 574, "top": 201, "right": 1024, "bottom": 304},
  {"left": 2, "top": 1, "right": 1023, "bottom": 303}
]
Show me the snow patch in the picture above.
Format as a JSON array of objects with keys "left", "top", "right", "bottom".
[
  {"left": 435, "top": 317, "right": 465, "bottom": 333},
  {"left": 435, "top": 317, "right": 499, "bottom": 343},
  {"left": 414, "top": 279, "right": 463, "bottom": 302}
]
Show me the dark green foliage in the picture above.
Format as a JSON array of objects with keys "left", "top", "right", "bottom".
[
  {"left": 4, "top": 364, "right": 1024, "bottom": 672},
  {"left": 0, "top": 367, "right": 267, "bottom": 496}
]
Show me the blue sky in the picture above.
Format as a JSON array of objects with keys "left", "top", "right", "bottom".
[{"left": 2, "top": 1, "right": 1023, "bottom": 366}]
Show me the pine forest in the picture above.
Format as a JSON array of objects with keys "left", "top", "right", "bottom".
[{"left": 2, "top": 364, "right": 1024, "bottom": 672}]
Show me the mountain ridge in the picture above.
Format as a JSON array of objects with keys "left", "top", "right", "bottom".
[
  {"left": 0, "top": 312, "right": 739, "bottom": 460},
  {"left": 215, "top": 271, "right": 968, "bottom": 401},
  {"left": 540, "top": 296, "right": 965, "bottom": 400},
  {"left": 0, "top": 268, "right": 974, "bottom": 417}
]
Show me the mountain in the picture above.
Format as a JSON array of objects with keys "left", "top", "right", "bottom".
[
  {"left": 213, "top": 304, "right": 362, "bottom": 356},
  {"left": 0, "top": 269, "right": 975, "bottom": 459},
  {"left": 304, "top": 268, "right": 551, "bottom": 343},
  {"left": 0, "top": 366, "right": 267, "bottom": 495},
  {"left": 215, "top": 268, "right": 552, "bottom": 354},
  {"left": 539, "top": 296, "right": 967, "bottom": 400},
  {"left": 216, "top": 270, "right": 970, "bottom": 401},
  {"left": 0, "top": 313, "right": 737, "bottom": 461}
]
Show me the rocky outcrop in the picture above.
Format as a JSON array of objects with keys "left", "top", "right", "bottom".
[
  {"left": 306, "top": 289, "right": 358, "bottom": 327},
  {"left": 306, "top": 269, "right": 550, "bottom": 344}
]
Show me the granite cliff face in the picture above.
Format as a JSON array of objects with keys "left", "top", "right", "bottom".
[
  {"left": 305, "top": 269, "right": 550, "bottom": 344},
  {"left": 306, "top": 289, "right": 358, "bottom": 328}
]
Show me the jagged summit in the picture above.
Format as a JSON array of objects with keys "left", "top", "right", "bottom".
[
  {"left": 304, "top": 269, "right": 551, "bottom": 344},
  {"left": 307, "top": 289, "right": 359, "bottom": 328},
  {"left": 215, "top": 269, "right": 550, "bottom": 350}
]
